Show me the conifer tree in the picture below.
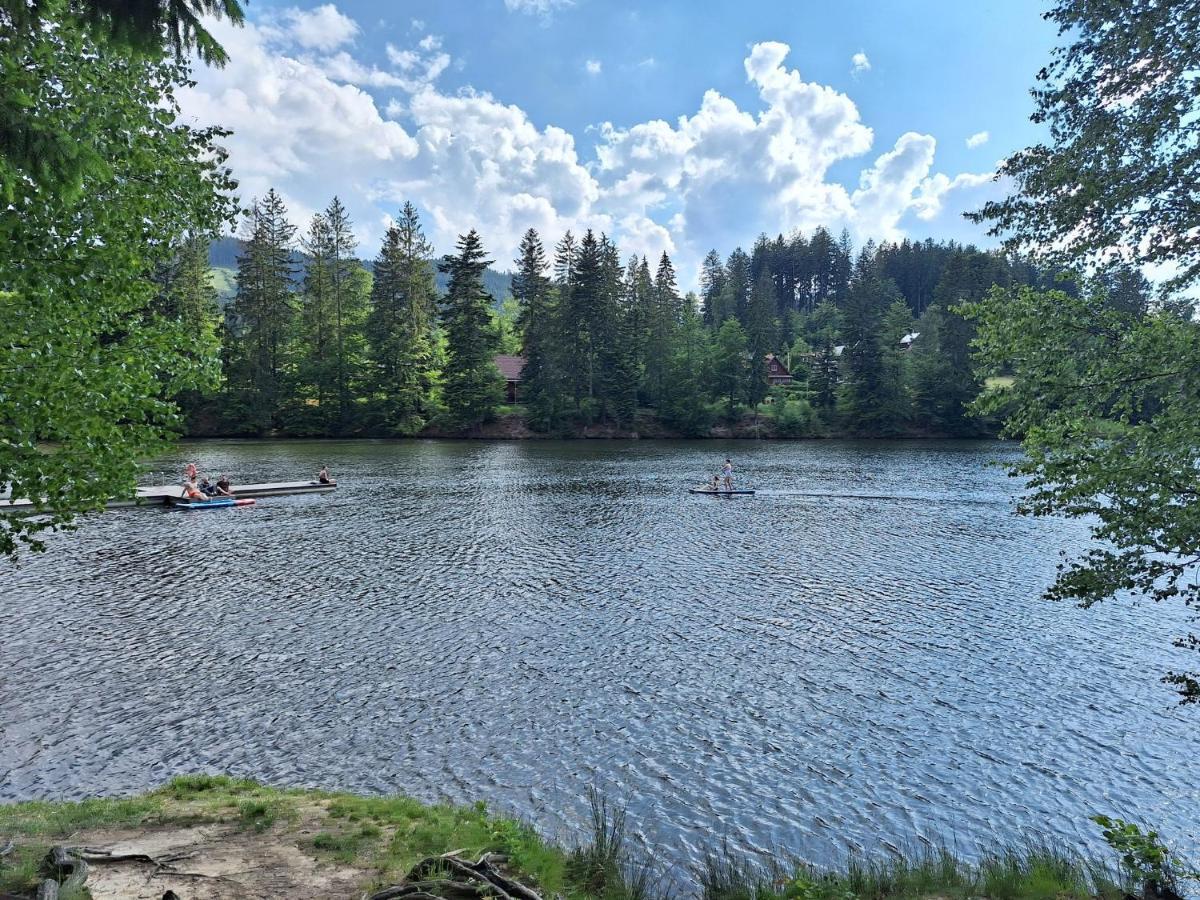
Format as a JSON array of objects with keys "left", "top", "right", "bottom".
[
  {"left": 438, "top": 229, "right": 502, "bottom": 429},
  {"left": 711, "top": 318, "right": 750, "bottom": 418},
  {"left": 513, "top": 228, "right": 571, "bottom": 432},
  {"left": 722, "top": 248, "right": 752, "bottom": 325},
  {"left": 700, "top": 249, "right": 728, "bottom": 327},
  {"left": 661, "top": 297, "right": 714, "bottom": 435},
  {"left": 837, "top": 246, "right": 897, "bottom": 434},
  {"left": 366, "top": 202, "right": 438, "bottom": 434},
  {"left": 595, "top": 235, "right": 637, "bottom": 426},
  {"left": 744, "top": 271, "right": 778, "bottom": 408},
  {"left": 325, "top": 197, "right": 368, "bottom": 431},
  {"left": 642, "top": 252, "right": 681, "bottom": 407},
  {"left": 226, "top": 190, "right": 298, "bottom": 434}
]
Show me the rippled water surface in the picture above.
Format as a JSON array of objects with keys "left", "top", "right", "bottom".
[{"left": 2, "top": 440, "right": 1197, "bottom": 873}]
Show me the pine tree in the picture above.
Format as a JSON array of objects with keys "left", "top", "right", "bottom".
[
  {"left": 722, "top": 247, "right": 751, "bottom": 325},
  {"left": 366, "top": 202, "right": 438, "bottom": 434},
  {"left": 595, "top": 235, "right": 637, "bottom": 426},
  {"left": 642, "top": 252, "right": 681, "bottom": 407},
  {"left": 744, "top": 271, "right": 778, "bottom": 408},
  {"left": 325, "top": 197, "right": 368, "bottom": 431},
  {"left": 700, "top": 249, "right": 728, "bottom": 327},
  {"left": 298, "top": 210, "right": 336, "bottom": 428},
  {"left": 661, "top": 297, "right": 714, "bottom": 435},
  {"left": 624, "top": 256, "right": 654, "bottom": 406},
  {"left": 837, "top": 246, "right": 898, "bottom": 434},
  {"left": 225, "top": 189, "right": 298, "bottom": 435},
  {"left": 153, "top": 233, "right": 222, "bottom": 430},
  {"left": 711, "top": 318, "right": 749, "bottom": 418},
  {"left": 513, "top": 228, "right": 571, "bottom": 432},
  {"left": 438, "top": 229, "right": 502, "bottom": 430}
]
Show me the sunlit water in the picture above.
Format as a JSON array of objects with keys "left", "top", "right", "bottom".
[{"left": 1, "top": 439, "right": 1196, "bottom": 879}]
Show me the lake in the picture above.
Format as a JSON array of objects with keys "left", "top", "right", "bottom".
[{"left": 1, "top": 439, "right": 1196, "bottom": 876}]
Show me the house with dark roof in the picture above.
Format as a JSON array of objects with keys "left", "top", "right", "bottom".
[
  {"left": 765, "top": 353, "right": 793, "bottom": 386},
  {"left": 494, "top": 355, "right": 526, "bottom": 403}
]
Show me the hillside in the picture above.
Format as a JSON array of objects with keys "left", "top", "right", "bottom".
[{"left": 208, "top": 236, "right": 513, "bottom": 305}]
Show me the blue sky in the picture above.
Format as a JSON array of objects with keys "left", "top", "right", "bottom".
[{"left": 181, "top": 0, "right": 1058, "bottom": 283}]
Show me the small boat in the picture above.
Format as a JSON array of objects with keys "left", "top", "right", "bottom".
[
  {"left": 173, "top": 498, "right": 256, "bottom": 510},
  {"left": 689, "top": 488, "right": 756, "bottom": 496}
]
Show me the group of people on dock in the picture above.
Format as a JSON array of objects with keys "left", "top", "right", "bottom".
[
  {"left": 181, "top": 463, "right": 334, "bottom": 500},
  {"left": 182, "top": 463, "right": 235, "bottom": 501}
]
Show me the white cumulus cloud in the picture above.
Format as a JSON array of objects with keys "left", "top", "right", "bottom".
[
  {"left": 851, "top": 51, "right": 871, "bottom": 75},
  {"left": 283, "top": 4, "right": 359, "bottom": 50},
  {"left": 180, "top": 14, "right": 996, "bottom": 285},
  {"left": 966, "top": 130, "right": 990, "bottom": 148}
]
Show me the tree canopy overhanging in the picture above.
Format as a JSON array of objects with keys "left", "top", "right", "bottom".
[
  {"left": 0, "top": 14, "right": 239, "bottom": 556},
  {"left": 967, "top": 0, "right": 1200, "bottom": 701}
]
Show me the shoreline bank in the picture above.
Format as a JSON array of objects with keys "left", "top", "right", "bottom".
[
  {"left": 184, "top": 411, "right": 1000, "bottom": 442},
  {"left": 0, "top": 776, "right": 1151, "bottom": 900}
]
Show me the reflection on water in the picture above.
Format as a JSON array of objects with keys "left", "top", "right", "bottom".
[{"left": 1, "top": 439, "right": 1196, "bottom": 875}]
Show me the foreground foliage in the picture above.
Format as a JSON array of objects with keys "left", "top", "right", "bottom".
[
  {"left": 0, "top": 12, "right": 238, "bottom": 557},
  {"left": 966, "top": 0, "right": 1200, "bottom": 700},
  {"left": 0, "top": 776, "right": 1182, "bottom": 900}
]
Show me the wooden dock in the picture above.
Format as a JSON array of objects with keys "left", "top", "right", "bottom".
[{"left": 0, "top": 481, "right": 336, "bottom": 513}]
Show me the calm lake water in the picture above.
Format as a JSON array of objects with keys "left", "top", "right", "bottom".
[{"left": 1, "top": 439, "right": 1197, "bottom": 876}]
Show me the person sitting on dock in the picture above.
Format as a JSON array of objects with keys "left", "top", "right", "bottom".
[
  {"left": 317, "top": 466, "right": 334, "bottom": 485},
  {"left": 213, "top": 475, "right": 235, "bottom": 497},
  {"left": 710, "top": 474, "right": 721, "bottom": 492},
  {"left": 182, "top": 479, "right": 206, "bottom": 501},
  {"left": 199, "top": 476, "right": 217, "bottom": 496}
]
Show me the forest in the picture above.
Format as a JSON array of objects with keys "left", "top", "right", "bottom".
[{"left": 159, "top": 190, "right": 1145, "bottom": 440}]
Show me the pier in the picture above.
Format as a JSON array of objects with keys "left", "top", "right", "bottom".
[{"left": 0, "top": 481, "right": 336, "bottom": 513}]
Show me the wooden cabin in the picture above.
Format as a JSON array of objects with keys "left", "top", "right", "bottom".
[
  {"left": 494, "top": 354, "right": 526, "bottom": 403},
  {"left": 765, "top": 353, "right": 793, "bottom": 386}
]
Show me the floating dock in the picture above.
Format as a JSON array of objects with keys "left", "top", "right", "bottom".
[{"left": 0, "top": 481, "right": 336, "bottom": 513}]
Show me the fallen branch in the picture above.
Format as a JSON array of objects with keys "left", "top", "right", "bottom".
[{"left": 370, "top": 852, "right": 544, "bottom": 900}]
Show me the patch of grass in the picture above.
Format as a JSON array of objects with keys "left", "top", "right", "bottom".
[
  {"left": 565, "top": 788, "right": 660, "bottom": 900},
  {"left": 312, "top": 825, "right": 383, "bottom": 864},
  {"left": 0, "top": 795, "right": 163, "bottom": 837},
  {"left": 697, "top": 842, "right": 1132, "bottom": 900},
  {"left": 0, "top": 843, "right": 44, "bottom": 897},
  {"left": 237, "top": 798, "right": 293, "bottom": 834}
]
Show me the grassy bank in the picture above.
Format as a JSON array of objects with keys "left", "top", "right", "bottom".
[{"left": 0, "top": 776, "right": 1169, "bottom": 900}]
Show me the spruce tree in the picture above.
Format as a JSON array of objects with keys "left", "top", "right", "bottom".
[
  {"left": 711, "top": 318, "right": 749, "bottom": 418},
  {"left": 226, "top": 189, "right": 298, "bottom": 435},
  {"left": 438, "top": 229, "right": 502, "bottom": 430},
  {"left": 700, "top": 249, "right": 728, "bottom": 327},
  {"left": 513, "top": 228, "right": 571, "bottom": 432},
  {"left": 661, "top": 297, "right": 714, "bottom": 435},
  {"left": 366, "top": 202, "right": 438, "bottom": 434},
  {"left": 744, "top": 271, "right": 778, "bottom": 408},
  {"left": 325, "top": 197, "right": 368, "bottom": 431},
  {"left": 298, "top": 210, "right": 336, "bottom": 428},
  {"left": 595, "top": 235, "right": 637, "bottom": 426},
  {"left": 837, "top": 246, "right": 899, "bottom": 434}
]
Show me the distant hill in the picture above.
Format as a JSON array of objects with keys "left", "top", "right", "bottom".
[{"left": 208, "top": 236, "right": 513, "bottom": 306}]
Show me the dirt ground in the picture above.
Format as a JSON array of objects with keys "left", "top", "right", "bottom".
[{"left": 62, "top": 805, "right": 371, "bottom": 900}]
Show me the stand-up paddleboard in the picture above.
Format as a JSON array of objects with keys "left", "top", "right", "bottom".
[
  {"left": 174, "top": 498, "right": 256, "bottom": 510},
  {"left": 689, "top": 488, "right": 756, "bottom": 495}
]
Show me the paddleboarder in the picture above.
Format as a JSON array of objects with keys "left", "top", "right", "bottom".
[{"left": 722, "top": 459, "right": 734, "bottom": 492}]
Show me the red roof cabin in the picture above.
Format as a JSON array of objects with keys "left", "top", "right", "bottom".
[
  {"left": 765, "top": 353, "right": 793, "bottom": 386},
  {"left": 495, "top": 354, "right": 526, "bottom": 403}
]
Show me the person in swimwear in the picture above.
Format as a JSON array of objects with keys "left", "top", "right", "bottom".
[{"left": 722, "top": 459, "right": 734, "bottom": 492}]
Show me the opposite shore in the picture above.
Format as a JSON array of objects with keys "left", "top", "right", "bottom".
[{"left": 184, "top": 409, "right": 1002, "bottom": 442}]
